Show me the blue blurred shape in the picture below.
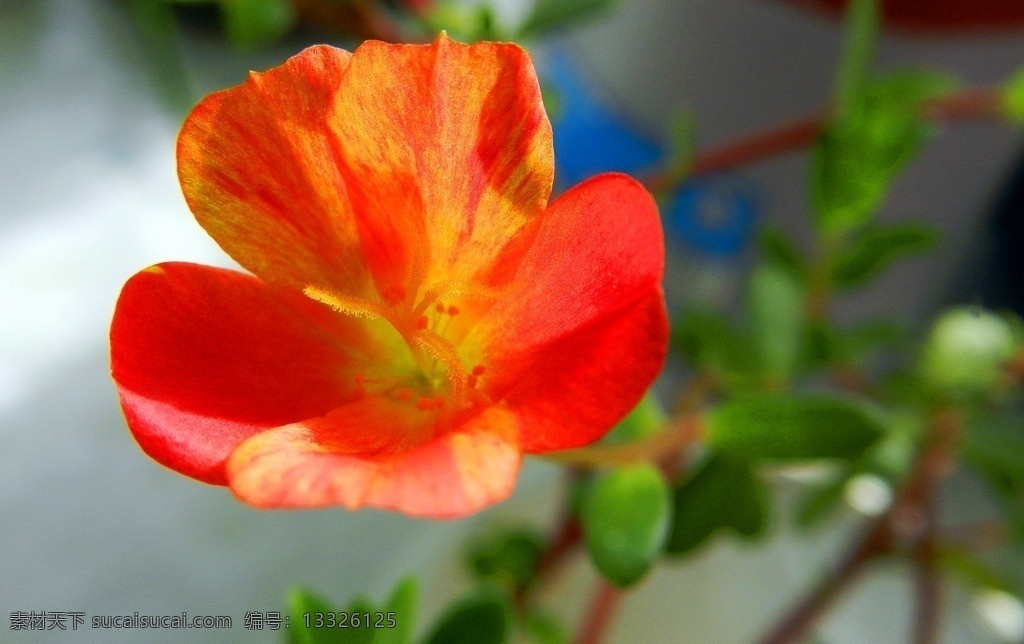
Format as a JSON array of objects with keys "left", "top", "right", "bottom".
[
  {"left": 542, "top": 49, "right": 662, "bottom": 189},
  {"left": 666, "top": 175, "right": 758, "bottom": 257},
  {"left": 540, "top": 48, "right": 757, "bottom": 258}
]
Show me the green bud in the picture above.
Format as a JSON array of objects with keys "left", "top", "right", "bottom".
[{"left": 921, "top": 307, "right": 1017, "bottom": 395}]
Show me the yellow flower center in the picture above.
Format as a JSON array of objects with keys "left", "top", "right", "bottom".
[{"left": 304, "top": 283, "right": 490, "bottom": 414}]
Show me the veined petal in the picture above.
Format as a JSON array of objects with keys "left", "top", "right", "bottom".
[
  {"left": 110, "top": 262, "right": 373, "bottom": 484},
  {"left": 329, "top": 35, "right": 554, "bottom": 298},
  {"left": 227, "top": 405, "right": 523, "bottom": 518},
  {"left": 178, "top": 45, "right": 370, "bottom": 295},
  {"left": 469, "top": 173, "right": 666, "bottom": 404}
]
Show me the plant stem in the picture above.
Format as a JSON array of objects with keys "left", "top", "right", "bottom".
[
  {"left": 644, "top": 113, "right": 825, "bottom": 194},
  {"left": 940, "top": 520, "right": 1006, "bottom": 551},
  {"left": 540, "top": 414, "right": 702, "bottom": 469},
  {"left": 757, "top": 405, "right": 964, "bottom": 643},
  {"left": 535, "top": 511, "right": 583, "bottom": 589},
  {"left": 904, "top": 406, "right": 962, "bottom": 644},
  {"left": 911, "top": 534, "right": 942, "bottom": 644},
  {"left": 756, "top": 518, "right": 890, "bottom": 644},
  {"left": 573, "top": 579, "right": 622, "bottom": 644},
  {"left": 642, "top": 85, "right": 1004, "bottom": 196}
]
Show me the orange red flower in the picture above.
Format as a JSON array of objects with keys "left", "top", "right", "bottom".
[{"left": 110, "top": 36, "right": 668, "bottom": 518}]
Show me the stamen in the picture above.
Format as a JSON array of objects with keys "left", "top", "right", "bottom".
[
  {"left": 304, "top": 286, "right": 393, "bottom": 322},
  {"left": 413, "top": 281, "right": 503, "bottom": 318},
  {"left": 472, "top": 365, "right": 486, "bottom": 376},
  {"left": 447, "top": 306, "right": 460, "bottom": 316},
  {"left": 413, "top": 330, "right": 468, "bottom": 407},
  {"left": 416, "top": 315, "right": 429, "bottom": 330}
]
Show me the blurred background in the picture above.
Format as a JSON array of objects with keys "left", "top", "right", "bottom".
[{"left": 2, "top": 0, "right": 1023, "bottom": 642}]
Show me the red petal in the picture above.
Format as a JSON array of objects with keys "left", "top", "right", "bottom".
[
  {"left": 506, "top": 290, "right": 668, "bottom": 452},
  {"left": 177, "top": 45, "right": 371, "bottom": 295},
  {"left": 472, "top": 172, "right": 666, "bottom": 397},
  {"left": 111, "top": 262, "right": 368, "bottom": 484},
  {"left": 226, "top": 405, "right": 523, "bottom": 518},
  {"left": 329, "top": 35, "right": 554, "bottom": 297}
]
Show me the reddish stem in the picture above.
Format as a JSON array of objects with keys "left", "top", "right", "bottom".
[
  {"left": 911, "top": 536, "right": 942, "bottom": 644},
  {"left": 644, "top": 113, "right": 825, "bottom": 193},
  {"left": 642, "top": 85, "right": 1005, "bottom": 195},
  {"left": 758, "top": 405, "right": 963, "bottom": 644},
  {"left": 536, "top": 514, "right": 583, "bottom": 584},
  {"left": 756, "top": 519, "right": 891, "bottom": 644},
  {"left": 940, "top": 520, "right": 1006, "bottom": 551},
  {"left": 573, "top": 579, "right": 623, "bottom": 644}
]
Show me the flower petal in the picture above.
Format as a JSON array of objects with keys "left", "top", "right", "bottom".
[
  {"left": 504, "top": 290, "right": 668, "bottom": 452},
  {"left": 177, "top": 45, "right": 370, "bottom": 295},
  {"left": 329, "top": 35, "right": 554, "bottom": 297},
  {"left": 227, "top": 405, "right": 523, "bottom": 518},
  {"left": 470, "top": 172, "right": 666, "bottom": 401},
  {"left": 111, "top": 262, "right": 370, "bottom": 484}
]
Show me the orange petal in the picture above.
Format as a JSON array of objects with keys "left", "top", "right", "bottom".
[
  {"left": 226, "top": 405, "right": 523, "bottom": 518},
  {"left": 110, "top": 262, "right": 371, "bottom": 484},
  {"left": 329, "top": 35, "right": 554, "bottom": 297},
  {"left": 177, "top": 45, "right": 370, "bottom": 295}
]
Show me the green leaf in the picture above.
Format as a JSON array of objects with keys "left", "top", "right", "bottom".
[
  {"left": 424, "top": 590, "right": 509, "bottom": 644},
  {"left": 285, "top": 578, "right": 417, "bottom": 644},
  {"left": 374, "top": 578, "right": 417, "bottom": 644},
  {"left": 518, "top": 0, "right": 616, "bottom": 39},
  {"left": 603, "top": 391, "right": 667, "bottom": 444},
  {"left": 523, "top": 611, "right": 569, "bottom": 644},
  {"left": 286, "top": 587, "right": 349, "bottom": 644},
  {"left": 706, "top": 393, "right": 886, "bottom": 462},
  {"left": 830, "top": 222, "right": 938, "bottom": 287},
  {"left": 343, "top": 598, "right": 377, "bottom": 644},
  {"left": 126, "top": 0, "right": 193, "bottom": 115},
  {"left": 964, "top": 409, "right": 1024, "bottom": 497},
  {"left": 748, "top": 264, "right": 805, "bottom": 382},
  {"left": 796, "top": 427, "right": 916, "bottom": 528},
  {"left": 938, "top": 548, "right": 1013, "bottom": 592},
  {"left": 845, "top": 319, "right": 911, "bottom": 357},
  {"left": 671, "top": 308, "right": 757, "bottom": 387},
  {"left": 580, "top": 463, "right": 671, "bottom": 587},
  {"left": 666, "top": 452, "right": 767, "bottom": 556},
  {"left": 671, "top": 307, "right": 736, "bottom": 366},
  {"left": 758, "top": 227, "right": 807, "bottom": 281},
  {"left": 466, "top": 528, "right": 544, "bottom": 593},
  {"left": 802, "top": 321, "right": 844, "bottom": 369},
  {"left": 1002, "top": 68, "right": 1024, "bottom": 125},
  {"left": 835, "top": 0, "right": 879, "bottom": 116},
  {"left": 221, "top": 0, "right": 295, "bottom": 49},
  {"left": 794, "top": 466, "right": 850, "bottom": 529},
  {"left": 812, "top": 71, "right": 956, "bottom": 235},
  {"left": 802, "top": 318, "right": 910, "bottom": 371}
]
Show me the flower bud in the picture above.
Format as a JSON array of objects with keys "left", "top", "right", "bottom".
[{"left": 921, "top": 307, "right": 1017, "bottom": 395}]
